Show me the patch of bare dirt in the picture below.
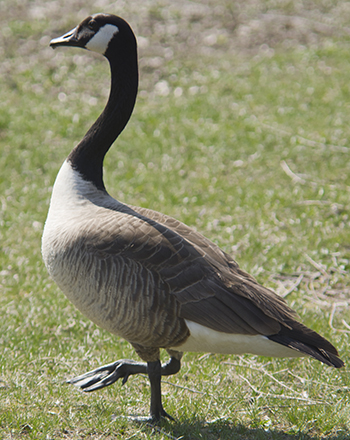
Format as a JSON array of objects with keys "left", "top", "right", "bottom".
[{"left": 3, "top": 1, "right": 350, "bottom": 64}]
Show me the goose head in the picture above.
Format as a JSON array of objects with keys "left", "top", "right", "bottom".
[
  {"left": 50, "top": 13, "right": 136, "bottom": 59},
  {"left": 49, "top": 14, "right": 138, "bottom": 191}
]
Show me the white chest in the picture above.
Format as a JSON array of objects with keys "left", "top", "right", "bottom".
[
  {"left": 42, "top": 160, "right": 118, "bottom": 261},
  {"left": 41, "top": 161, "right": 124, "bottom": 329}
]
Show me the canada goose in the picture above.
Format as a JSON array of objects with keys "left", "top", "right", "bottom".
[{"left": 42, "top": 13, "right": 344, "bottom": 423}]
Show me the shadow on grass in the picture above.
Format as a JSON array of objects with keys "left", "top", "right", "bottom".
[{"left": 142, "top": 419, "right": 349, "bottom": 440}]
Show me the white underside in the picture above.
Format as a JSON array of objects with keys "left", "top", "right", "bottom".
[{"left": 171, "top": 320, "right": 303, "bottom": 358}]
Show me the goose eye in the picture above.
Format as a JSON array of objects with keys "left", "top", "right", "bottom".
[{"left": 87, "top": 20, "right": 98, "bottom": 31}]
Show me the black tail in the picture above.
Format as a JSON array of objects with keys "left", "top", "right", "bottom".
[{"left": 268, "top": 320, "right": 344, "bottom": 368}]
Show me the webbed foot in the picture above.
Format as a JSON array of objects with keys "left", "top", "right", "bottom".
[
  {"left": 68, "top": 357, "right": 181, "bottom": 422},
  {"left": 68, "top": 359, "right": 148, "bottom": 391}
]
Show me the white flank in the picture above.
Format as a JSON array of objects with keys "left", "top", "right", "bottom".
[
  {"left": 86, "top": 24, "right": 119, "bottom": 54},
  {"left": 172, "top": 320, "right": 304, "bottom": 358}
]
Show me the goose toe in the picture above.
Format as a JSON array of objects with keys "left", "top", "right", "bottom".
[{"left": 68, "top": 359, "right": 148, "bottom": 391}]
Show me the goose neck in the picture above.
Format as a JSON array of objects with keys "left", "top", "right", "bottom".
[{"left": 68, "top": 52, "right": 138, "bottom": 191}]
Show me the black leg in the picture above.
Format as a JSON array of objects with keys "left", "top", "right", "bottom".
[
  {"left": 161, "top": 356, "right": 181, "bottom": 376},
  {"left": 147, "top": 360, "right": 174, "bottom": 422}
]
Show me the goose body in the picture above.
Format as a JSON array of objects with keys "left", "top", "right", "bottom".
[{"left": 42, "top": 14, "right": 343, "bottom": 422}]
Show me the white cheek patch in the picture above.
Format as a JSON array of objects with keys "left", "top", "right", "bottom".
[{"left": 85, "top": 24, "right": 119, "bottom": 54}]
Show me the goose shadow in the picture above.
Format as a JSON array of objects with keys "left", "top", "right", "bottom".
[{"left": 142, "top": 419, "right": 349, "bottom": 440}]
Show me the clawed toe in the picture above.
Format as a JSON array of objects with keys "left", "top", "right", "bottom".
[
  {"left": 68, "top": 360, "right": 123, "bottom": 391},
  {"left": 68, "top": 359, "right": 148, "bottom": 392},
  {"left": 129, "top": 410, "right": 175, "bottom": 425},
  {"left": 159, "top": 409, "right": 175, "bottom": 422}
]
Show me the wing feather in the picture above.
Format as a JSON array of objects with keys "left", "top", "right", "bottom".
[{"left": 85, "top": 202, "right": 295, "bottom": 336}]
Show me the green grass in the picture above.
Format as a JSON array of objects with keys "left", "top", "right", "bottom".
[{"left": 1, "top": 0, "right": 350, "bottom": 438}]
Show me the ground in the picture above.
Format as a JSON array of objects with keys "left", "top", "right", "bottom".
[{"left": 0, "top": 0, "right": 349, "bottom": 439}]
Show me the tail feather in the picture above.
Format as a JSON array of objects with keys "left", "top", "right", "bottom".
[{"left": 268, "top": 320, "right": 344, "bottom": 368}]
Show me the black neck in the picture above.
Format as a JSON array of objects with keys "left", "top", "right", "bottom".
[{"left": 68, "top": 49, "right": 138, "bottom": 191}]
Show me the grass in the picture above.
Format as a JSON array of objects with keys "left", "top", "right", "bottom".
[{"left": 1, "top": 0, "right": 350, "bottom": 438}]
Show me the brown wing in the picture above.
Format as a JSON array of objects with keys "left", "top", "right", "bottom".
[
  {"left": 80, "top": 201, "right": 342, "bottom": 367},
  {"left": 87, "top": 202, "right": 296, "bottom": 336}
]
